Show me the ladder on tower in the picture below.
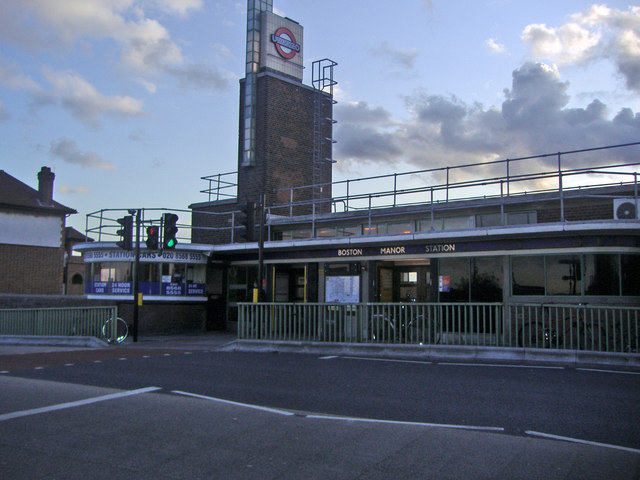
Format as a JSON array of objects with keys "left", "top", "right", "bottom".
[{"left": 312, "top": 59, "right": 338, "bottom": 204}]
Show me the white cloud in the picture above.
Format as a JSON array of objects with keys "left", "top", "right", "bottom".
[
  {"left": 523, "top": 5, "right": 640, "bottom": 93},
  {"left": 486, "top": 38, "right": 507, "bottom": 55},
  {"left": 49, "top": 137, "right": 117, "bottom": 170},
  {"left": 0, "top": 0, "right": 229, "bottom": 92},
  {"left": 369, "top": 42, "right": 419, "bottom": 70},
  {"left": 42, "top": 68, "right": 144, "bottom": 126},
  {"left": 335, "top": 62, "right": 640, "bottom": 174},
  {"left": 58, "top": 185, "right": 90, "bottom": 194},
  {"left": 152, "top": 0, "right": 203, "bottom": 16}
]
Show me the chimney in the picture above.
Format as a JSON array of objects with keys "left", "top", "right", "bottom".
[{"left": 38, "top": 166, "right": 55, "bottom": 204}]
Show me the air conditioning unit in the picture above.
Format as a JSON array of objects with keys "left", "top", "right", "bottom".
[{"left": 613, "top": 198, "right": 638, "bottom": 220}]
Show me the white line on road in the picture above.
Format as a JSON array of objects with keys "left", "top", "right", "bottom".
[
  {"left": 576, "top": 368, "right": 640, "bottom": 375},
  {"left": 172, "top": 390, "right": 296, "bottom": 416},
  {"left": 526, "top": 430, "right": 640, "bottom": 454},
  {"left": 342, "top": 356, "right": 433, "bottom": 365},
  {"left": 0, "top": 386, "right": 161, "bottom": 422},
  {"left": 439, "top": 362, "right": 565, "bottom": 370},
  {"left": 307, "top": 413, "right": 505, "bottom": 432},
  {"left": 172, "top": 390, "right": 504, "bottom": 432}
]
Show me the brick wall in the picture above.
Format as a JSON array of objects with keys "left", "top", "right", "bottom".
[
  {"left": 238, "top": 73, "right": 333, "bottom": 215},
  {"left": 0, "top": 244, "right": 64, "bottom": 294}
]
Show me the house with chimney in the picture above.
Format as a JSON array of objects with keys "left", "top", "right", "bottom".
[{"left": 0, "top": 167, "right": 77, "bottom": 295}]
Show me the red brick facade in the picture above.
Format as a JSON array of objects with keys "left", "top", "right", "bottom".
[{"left": 0, "top": 243, "right": 64, "bottom": 294}]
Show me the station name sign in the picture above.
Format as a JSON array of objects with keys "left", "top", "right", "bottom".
[
  {"left": 83, "top": 250, "right": 207, "bottom": 264},
  {"left": 336, "top": 243, "right": 456, "bottom": 257}
]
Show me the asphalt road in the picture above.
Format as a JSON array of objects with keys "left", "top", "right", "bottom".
[{"left": 1, "top": 346, "right": 640, "bottom": 479}]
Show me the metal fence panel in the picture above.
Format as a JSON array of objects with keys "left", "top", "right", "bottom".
[
  {"left": 0, "top": 306, "right": 119, "bottom": 343},
  {"left": 238, "top": 302, "right": 639, "bottom": 353}
]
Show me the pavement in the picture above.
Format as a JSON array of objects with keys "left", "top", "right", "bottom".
[
  {"left": 1, "top": 332, "right": 639, "bottom": 479},
  {"left": 0, "top": 331, "right": 238, "bottom": 355}
]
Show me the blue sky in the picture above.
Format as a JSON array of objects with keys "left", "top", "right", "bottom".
[{"left": 1, "top": 0, "right": 639, "bottom": 233}]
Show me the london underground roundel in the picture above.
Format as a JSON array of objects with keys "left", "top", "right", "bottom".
[{"left": 271, "top": 27, "right": 300, "bottom": 60}]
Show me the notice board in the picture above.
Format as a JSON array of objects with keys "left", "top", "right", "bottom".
[{"left": 325, "top": 276, "right": 360, "bottom": 303}]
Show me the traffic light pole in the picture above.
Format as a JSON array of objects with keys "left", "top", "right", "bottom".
[
  {"left": 132, "top": 209, "right": 141, "bottom": 342},
  {"left": 258, "top": 194, "right": 265, "bottom": 300}
]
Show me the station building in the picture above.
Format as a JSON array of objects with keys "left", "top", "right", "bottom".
[{"left": 75, "top": 0, "right": 640, "bottom": 334}]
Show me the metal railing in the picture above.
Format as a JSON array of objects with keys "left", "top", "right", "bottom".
[
  {"left": 0, "top": 306, "right": 120, "bottom": 343},
  {"left": 238, "top": 302, "right": 640, "bottom": 353}
]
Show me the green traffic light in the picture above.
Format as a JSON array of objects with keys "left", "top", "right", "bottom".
[{"left": 166, "top": 238, "right": 176, "bottom": 248}]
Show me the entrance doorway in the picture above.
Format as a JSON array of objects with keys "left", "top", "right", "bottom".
[
  {"left": 273, "top": 266, "right": 307, "bottom": 302},
  {"left": 377, "top": 261, "right": 432, "bottom": 302}
]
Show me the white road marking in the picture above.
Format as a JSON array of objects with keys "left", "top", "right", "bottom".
[
  {"left": 172, "top": 390, "right": 504, "bottom": 433},
  {"left": 172, "top": 390, "right": 295, "bottom": 416},
  {"left": 342, "top": 356, "right": 432, "bottom": 365},
  {"left": 0, "top": 386, "right": 162, "bottom": 422},
  {"left": 526, "top": 430, "right": 640, "bottom": 454},
  {"left": 439, "top": 362, "right": 565, "bottom": 370},
  {"left": 577, "top": 368, "right": 640, "bottom": 375},
  {"left": 307, "top": 413, "right": 504, "bottom": 432}
]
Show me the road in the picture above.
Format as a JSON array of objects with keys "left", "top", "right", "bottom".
[{"left": 1, "top": 346, "right": 639, "bottom": 479}]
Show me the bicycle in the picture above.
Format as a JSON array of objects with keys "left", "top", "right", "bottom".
[
  {"left": 518, "top": 305, "right": 598, "bottom": 350},
  {"left": 369, "top": 305, "right": 441, "bottom": 345},
  {"left": 102, "top": 316, "right": 129, "bottom": 344}
]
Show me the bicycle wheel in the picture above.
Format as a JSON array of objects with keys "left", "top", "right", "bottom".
[
  {"left": 518, "top": 322, "right": 553, "bottom": 348},
  {"left": 102, "top": 317, "right": 129, "bottom": 344}
]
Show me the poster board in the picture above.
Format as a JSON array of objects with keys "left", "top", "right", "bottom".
[{"left": 325, "top": 276, "right": 360, "bottom": 303}]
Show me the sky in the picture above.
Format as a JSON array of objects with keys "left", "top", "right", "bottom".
[{"left": 1, "top": 0, "right": 639, "bottom": 234}]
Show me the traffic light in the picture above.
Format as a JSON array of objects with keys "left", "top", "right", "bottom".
[
  {"left": 145, "top": 225, "right": 159, "bottom": 250},
  {"left": 163, "top": 213, "right": 178, "bottom": 249},
  {"left": 236, "top": 202, "right": 255, "bottom": 242},
  {"left": 116, "top": 215, "right": 133, "bottom": 250}
]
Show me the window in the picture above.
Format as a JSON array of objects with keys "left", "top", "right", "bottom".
[
  {"left": 471, "top": 257, "right": 502, "bottom": 301},
  {"left": 281, "top": 229, "right": 311, "bottom": 240},
  {"left": 622, "top": 255, "right": 640, "bottom": 296},
  {"left": 337, "top": 225, "right": 360, "bottom": 237},
  {"left": 511, "top": 256, "right": 545, "bottom": 295},
  {"left": 387, "top": 222, "right": 414, "bottom": 235},
  {"left": 507, "top": 211, "right": 536, "bottom": 225},
  {"left": 584, "top": 254, "right": 619, "bottom": 296},
  {"left": 546, "top": 255, "right": 582, "bottom": 295},
  {"left": 443, "top": 216, "right": 473, "bottom": 230},
  {"left": 438, "top": 257, "right": 469, "bottom": 302},
  {"left": 476, "top": 213, "right": 501, "bottom": 227}
]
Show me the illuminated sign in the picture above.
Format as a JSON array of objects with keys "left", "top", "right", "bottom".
[
  {"left": 334, "top": 243, "right": 456, "bottom": 257},
  {"left": 271, "top": 27, "right": 300, "bottom": 59}
]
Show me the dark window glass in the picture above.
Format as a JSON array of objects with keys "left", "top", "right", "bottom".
[
  {"left": 584, "top": 254, "right": 620, "bottom": 296},
  {"left": 438, "top": 258, "right": 469, "bottom": 302},
  {"left": 547, "top": 255, "right": 581, "bottom": 295},
  {"left": 471, "top": 257, "right": 502, "bottom": 301},
  {"left": 622, "top": 255, "right": 640, "bottom": 296},
  {"left": 511, "top": 256, "right": 545, "bottom": 295}
]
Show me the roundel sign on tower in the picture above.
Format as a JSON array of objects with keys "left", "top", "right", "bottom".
[{"left": 271, "top": 27, "right": 300, "bottom": 60}]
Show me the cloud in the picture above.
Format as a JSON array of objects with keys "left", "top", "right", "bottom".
[
  {"left": 152, "top": 0, "right": 203, "bottom": 16},
  {"left": 486, "top": 38, "right": 507, "bottom": 55},
  {"left": 41, "top": 68, "right": 145, "bottom": 126},
  {"left": 0, "top": 64, "right": 145, "bottom": 126},
  {"left": 522, "top": 4, "right": 640, "bottom": 93},
  {"left": 369, "top": 42, "right": 419, "bottom": 70},
  {"left": 166, "top": 62, "right": 230, "bottom": 91},
  {"left": 58, "top": 185, "right": 90, "bottom": 194},
  {"left": 334, "top": 62, "right": 640, "bottom": 175},
  {"left": 49, "top": 137, "right": 116, "bottom": 170},
  {"left": 0, "top": 0, "right": 230, "bottom": 92}
]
